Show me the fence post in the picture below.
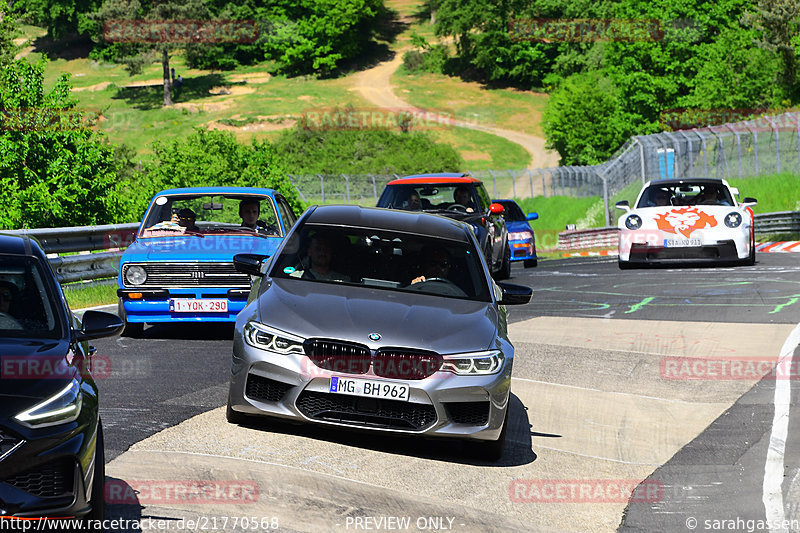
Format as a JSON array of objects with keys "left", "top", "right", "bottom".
[
  {"left": 633, "top": 137, "right": 646, "bottom": 183},
  {"left": 710, "top": 128, "right": 729, "bottom": 178},
  {"left": 341, "top": 174, "right": 351, "bottom": 203},
  {"left": 725, "top": 124, "right": 743, "bottom": 178},
  {"left": 318, "top": 174, "right": 325, "bottom": 203},
  {"left": 527, "top": 169, "right": 534, "bottom": 198},
  {"left": 369, "top": 174, "right": 378, "bottom": 203},
  {"left": 745, "top": 123, "right": 759, "bottom": 175},
  {"left": 538, "top": 169, "right": 545, "bottom": 197},
  {"left": 509, "top": 169, "right": 516, "bottom": 198},
  {"left": 286, "top": 174, "right": 308, "bottom": 203},
  {"left": 692, "top": 128, "right": 708, "bottom": 175},
  {"left": 789, "top": 114, "right": 800, "bottom": 174},
  {"left": 677, "top": 131, "right": 693, "bottom": 177},
  {"left": 488, "top": 170, "right": 497, "bottom": 197},
  {"left": 765, "top": 116, "right": 780, "bottom": 174}
]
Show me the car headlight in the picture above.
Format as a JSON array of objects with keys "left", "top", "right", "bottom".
[
  {"left": 509, "top": 231, "right": 533, "bottom": 241},
  {"left": 625, "top": 215, "right": 642, "bottom": 230},
  {"left": 14, "top": 379, "right": 82, "bottom": 428},
  {"left": 243, "top": 322, "right": 305, "bottom": 355},
  {"left": 724, "top": 212, "right": 742, "bottom": 228},
  {"left": 125, "top": 265, "right": 147, "bottom": 286},
  {"left": 441, "top": 350, "right": 504, "bottom": 375}
]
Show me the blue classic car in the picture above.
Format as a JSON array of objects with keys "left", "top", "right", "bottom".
[
  {"left": 117, "top": 187, "right": 297, "bottom": 336},
  {"left": 493, "top": 199, "right": 539, "bottom": 268}
]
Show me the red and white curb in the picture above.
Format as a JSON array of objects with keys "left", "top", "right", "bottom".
[
  {"left": 561, "top": 250, "right": 619, "bottom": 258},
  {"left": 756, "top": 242, "right": 800, "bottom": 253}
]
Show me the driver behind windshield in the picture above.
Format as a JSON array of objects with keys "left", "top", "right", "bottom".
[
  {"left": 239, "top": 198, "right": 268, "bottom": 231},
  {"left": 453, "top": 186, "right": 475, "bottom": 212},
  {"left": 411, "top": 247, "right": 451, "bottom": 285}
]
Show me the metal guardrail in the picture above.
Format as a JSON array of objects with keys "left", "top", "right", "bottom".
[
  {"left": 6, "top": 223, "right": 139, "bottom": 283},
  {"left": 754, "top": 211, "right": 800, "bottom": 235},
  {"left": 558, "top": 211, "right": 800, "bottom": 249}
]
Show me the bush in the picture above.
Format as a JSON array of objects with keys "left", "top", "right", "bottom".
[
  {"left": 403, "top": 44, "right": 450, "bottom": 74},
  {"left": 119, "top": 129, "right": 303, "bottom": 221},
  {"left": 274, "top": 122, "right": 464, "bottom": 175}
]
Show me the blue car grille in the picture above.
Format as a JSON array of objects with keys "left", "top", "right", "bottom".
[{"left": 122, "top": 262, "right": 250, "bottom": 288}]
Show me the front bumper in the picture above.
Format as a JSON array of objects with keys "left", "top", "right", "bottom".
[
  {"left": 509, "top": 238, "right": 537, "bottom": 262},
  {"left": 0, "top": 416, "right": 98, "bottom": 518},
  {"left": 618, "top": 228, "right": 750, "bottom": 263},
  {"left": 228, "top": 338, "right": 512, "bottom": 442},
  {"left": 118, "top": 288, "right": 249, "bottom": 323}
]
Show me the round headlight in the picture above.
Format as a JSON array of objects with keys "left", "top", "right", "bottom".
[
  {"left": 625, "top": 215, "right": 642, "bottom": 230},
  {"left": 724, "top": 212, "right": 742, "bottom": 228},
  {"left": 125, "top": 265, "right": 147, "bottom": 286}
]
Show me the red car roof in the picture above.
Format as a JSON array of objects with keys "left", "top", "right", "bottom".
[{"left": 387, "top": 176, "right": 481, "bottom": 185}]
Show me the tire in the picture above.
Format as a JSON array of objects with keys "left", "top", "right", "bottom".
[
  {"left": 466, "top": 406, "right": 509, "bottom": 462},
  {"left": 746, "top": 236, "right": 756, "bottom": 266},
  {"left": 494, "top": 247, "right": 511, "bottom": 281},
  {"left": 85, "top": 420, "right": 105, "bottom": 523},
  {"left": 523, "top": 259, "right": 538, "bottom": 268},
  {"left": 117, "top": 299, "right": 143, "bottom": 338},
  {"left": 226, "top": 392, "right": 253, "bottom": 425}
]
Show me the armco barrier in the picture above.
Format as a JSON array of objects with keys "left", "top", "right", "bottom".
[
  {"left": 559, "top": 211, "right": 800, "bottom": 250},
  {"left": 5, "top": 223, "right": 140, "bottom": 283}
]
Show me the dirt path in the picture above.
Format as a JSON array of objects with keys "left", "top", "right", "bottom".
[{"left": 350, "top": 47, "right": 560, "bottom": 197}]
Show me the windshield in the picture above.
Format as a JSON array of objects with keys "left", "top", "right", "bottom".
[
  {"left": 270, "top": 224, "right": 491, "bottom": 301},
  {"left": 139, "top": 193, "right": 281, "bottom": 238},
  {"left": 379, "top": 184, "right": 480, "bottom": 212},
  {"left": 0, "top": 255, "right": 62, "bottom": 339},
  {"left": 636, "top": 183, "right": 734, "bottom": 208}
]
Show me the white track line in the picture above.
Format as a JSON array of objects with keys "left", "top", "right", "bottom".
[{"left": 764, "top": 322, "right": 800, "bottom": 530}]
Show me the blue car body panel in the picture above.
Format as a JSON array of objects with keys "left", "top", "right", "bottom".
[
  {"left": 494, "top": 199, "right": 537, "bottom": 263},
  {"left": 118, "top": 187, "right": 291, "bottom": 324}
]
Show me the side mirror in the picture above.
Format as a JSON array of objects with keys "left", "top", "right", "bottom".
[
  {"left": 741, "top": 197, "right": 758, "bottom": 207},
  {"left": 615, "top": 200, "right": 631, "bottom": 212},
  {"left": 497, "top": 282, "right": 532, "bottom": 305},
  {"left": 526, "top": 212, "right": 539, "bottom": 221},
  {"left": 234, "top": 253, "right": 269, "bottom": 276},
  {"left": 75, "top": 310, "right": 124, "bottom": 341},
  {"left": 489, "top": 203, "right": 505, "bottom": 215}
]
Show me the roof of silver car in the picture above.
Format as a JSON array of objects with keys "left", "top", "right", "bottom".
[{"left": 305, "top": 205, "right": 472, "bottom": 242}]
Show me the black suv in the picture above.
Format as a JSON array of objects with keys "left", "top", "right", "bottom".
[
  {"left": 377, "top": 173, "right": 511, "bottom": 279},
  {"left": 0, "top": 233, "right": 123, "bottom": 520}
]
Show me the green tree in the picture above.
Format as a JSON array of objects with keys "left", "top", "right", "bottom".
[
  {"left": 124, "top": 129, "right": 302, "bottom": 219},
  {"left": 16, "top": 0, "right": 102, "bottom": 38},
  {"left": 742, "top": 0, "right": 800, "bottom": 98},
  {"left": 83, "top": 0, "right": 210, "bottom": 106},
  {"left": 542, "top": 72, "right": 635, "bottom": 166},
  {"left": 0, "top": 58, "right": 121, "bottom": 229},
  {"left": 0, "top": 0, "right": 19, "bottom": 68}
]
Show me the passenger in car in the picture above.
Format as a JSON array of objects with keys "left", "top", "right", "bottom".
[
  {"left": 174, "top": 208, "right": 201, "bottom": 232},
  {"left": 0, "top": 280, "right": 22, "bottom": 329},
  {"left": 291, "top": 233, "right": 350, "bottom": 282}
]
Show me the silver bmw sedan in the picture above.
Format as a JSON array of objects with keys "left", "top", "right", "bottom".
[{"left": 227, "top": 205, "right": 532, "bottom": 460}]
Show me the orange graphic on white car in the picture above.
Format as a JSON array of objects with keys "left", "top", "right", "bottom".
[{"left": 654, "top": 207, "right": 717, "bottom": 238}]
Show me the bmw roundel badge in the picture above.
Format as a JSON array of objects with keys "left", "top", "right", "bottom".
[{"left": 369, "top": 333, "right": 381, "bottom": 341}]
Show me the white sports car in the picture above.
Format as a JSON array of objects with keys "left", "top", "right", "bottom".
[{"left": 616, "top": 178, "right": 757, "bottom": 268}]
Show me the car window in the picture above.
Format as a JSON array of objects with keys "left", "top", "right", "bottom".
[
  {"left": 270, "top": 224, "right": 491, "bottom": 302},
  {"left": 636, "top": 183, "right": 733, "bottom": 208},
  {"left": 475, "top": 184, "right": 491, "bottom": 211},
  {"left": 378, "top": 183, "right": 483, "bottom": 212},
  {"left": 499, "top": 201, "right": 526, "bottom": 221},
  {"left": 139, "top": 194, "right": 281, "bottom": 237},
  {"left": 0, "top": 255, "right": 61, "bottom": 339},
  {"left": 275, "top": 195, "right": 297, "bottom": 230}
]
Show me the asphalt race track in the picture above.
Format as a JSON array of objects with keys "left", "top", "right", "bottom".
[{"left": 88, "top": 253, "right": 800, "bottom": 532}]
